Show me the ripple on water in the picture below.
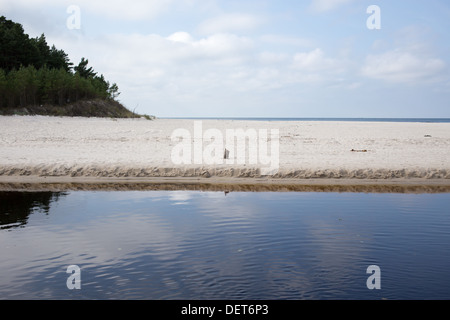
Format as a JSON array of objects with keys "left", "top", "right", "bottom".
[{"left": 0, "top": 190, "right": 449, "bottom": 299}]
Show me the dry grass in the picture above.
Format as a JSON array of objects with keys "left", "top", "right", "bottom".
[{"left": 0, "top": 98, "right": 153, "bottom": 119}]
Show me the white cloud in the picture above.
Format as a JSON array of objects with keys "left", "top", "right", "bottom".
[
  {"left": 361, "top": 49, "right": 447, "bottom": 84},
  {"left": 75, "top": 31, "right": 253, "bottom": 67},
  {"left": 292, "top": 48, "right": 345, "bottom": 74},
  {"left": 259, "top": 34, "right": 315, "bottom": 49},
  {"left": 0, "top": 0, "right": 174, "bottom": 21},
  {"left": 85, "top": 0, "right": 174, "bottom": 20},
  {"left": 197, "top": 13, "right": 265, "bottom": 35},
  {"left": 164, "top": 32, "right": 255, "bottom": 64},
  {"left": 195, "top": 34, "right": 254, "bottom": 64},
  {"left": 309, "top": 0, "right": 354, "bottom": 12},
  {"left": 258, "top": 52, "right": 290, "bottom": 64},
  {"left": 167, "top": 32, "right": 194, "bottom": 44},
  {"left": 293, "top": 48, "right": 330, "bottom": 71}
]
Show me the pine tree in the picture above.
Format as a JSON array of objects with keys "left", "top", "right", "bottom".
[
  {"left": 30, "top": 34, "right": 50, "bottom": 69},
  {"left": 108, "top": 83, "right": 120, "bottom": 100},
  {"left": 48, "top": 45, "right": 73, "bottom": 72},
  {"left": 0, "top": 16, "right": 37, "bottom": 71},
  {"left": 0, "top": 69, "right": 7, "bottom": 108},
  {"left": 74, "top": 58, "right": 97, "bottom": 79}
]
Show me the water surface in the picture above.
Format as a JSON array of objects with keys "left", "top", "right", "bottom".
[{"left": 0, "top": 190, "right": 449, "bottom": 300}]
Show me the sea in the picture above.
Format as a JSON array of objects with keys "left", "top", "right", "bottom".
[{"left": 162, "top": 117, "right": 450, "bottom": 123}]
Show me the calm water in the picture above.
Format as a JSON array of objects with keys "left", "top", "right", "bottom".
[{"left": 0, "top": 190, "right": 449, "bottom": 300}]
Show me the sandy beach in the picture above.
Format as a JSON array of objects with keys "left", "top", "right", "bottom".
[{"left": 0, "top": 116, "right": 449, "bottom": 189}]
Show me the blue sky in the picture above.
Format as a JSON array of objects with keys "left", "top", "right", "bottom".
[{"left": 1, "top": 0, "right": 449, "bottom": 117}]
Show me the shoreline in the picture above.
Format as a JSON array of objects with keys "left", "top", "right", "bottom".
[
  {"left": 1, "top": 116, "right": 449, "bottom": 192},
  {"left": 1, "top": 176, "right": 449, "bottom": 194}
]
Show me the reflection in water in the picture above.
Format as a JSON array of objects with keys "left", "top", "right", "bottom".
[
  {"left": 0, "top": 192, "right": 66, "bottom": 230},
  {"left": 0, "top": 190, "right": 449, "bottom": 300}
]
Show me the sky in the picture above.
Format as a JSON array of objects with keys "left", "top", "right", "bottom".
[{"left": 1, "top": 0, "right": 450, "bottom": 118}]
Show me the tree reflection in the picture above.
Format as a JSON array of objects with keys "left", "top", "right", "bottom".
[{"left": 0, "top": 192, "right": 66, "bottom": 229}]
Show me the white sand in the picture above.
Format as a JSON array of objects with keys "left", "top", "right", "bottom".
[{"left": 0, "top": 116, "right": 449, "bottom": 185}]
